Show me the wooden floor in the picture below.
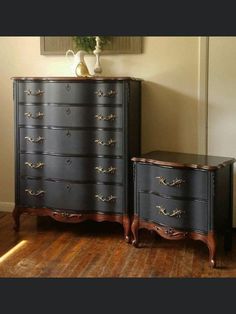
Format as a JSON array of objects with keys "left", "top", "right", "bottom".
[{"left": 0, "top": 212, "right": 236, "bottom": 277}]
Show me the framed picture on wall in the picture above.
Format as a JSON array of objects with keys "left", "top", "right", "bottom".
[{"left": 40, "top": 36, "right": 142, "bottom": 55}]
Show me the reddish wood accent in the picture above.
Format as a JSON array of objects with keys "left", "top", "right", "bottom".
[
  {"left": 12, "top": 206, "right": 23, "bottom": 231},
  {"left": 122, "top": 215, "right": 131, "bottom": 243},
  {"left": 11, "top": 77, "right": 142, "bottom": 81},
  {"left": 13, "top": 206, "right": 129, "bottom": 237},
  {"left": 131, "top": 215, "right": 139, "bottom": 247},
  {"left": 190, "top": 231, "right": 216, "bottom": 268},
  {"left": 132, "top": 150, "right": 235, "bottom": 170},
  {"left": 131, "top": 216, "right": 217, "bottom": 268}
]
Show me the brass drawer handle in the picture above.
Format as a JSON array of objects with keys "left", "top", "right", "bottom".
[
  {"left": 95, "top": 89, "right": 117, "bottom": 97},
  {"left": 94, "top": 114, "right": 116, "bottom": 121},
  {"left": 95, "top": 166, "right": 116, "bottom": 174},
  {"left": 25, "top": 136, "right": 44, "bottom": 143},
  {"left": 25, "top": 161, "right": 44, "bottom": 169},
  {"left": 94, "top": 139, "right": 116, "bottom": 146},
  {"left": 25, "top": 189, "right": 45, "bottom": 197},
  {"left": 156, "top": 205, "right": 185, "bottom": 218},
  {"left": 95, "top": 194, "right": 117, "bottom": 202},
  {"left": 55, "top": 212, "right": 82, "bottom": 218},
  {"left": 24, "top": 89, "right": 44, "bottom": 96},
  {"left": 52, "top": 211, "right": 83, "bottom": 221},
  {"left": 24, "top": 112, "right": 44, "bottom": 119},
  {"left": 156, "top": 176, "right": 185, "bottom": 187}
]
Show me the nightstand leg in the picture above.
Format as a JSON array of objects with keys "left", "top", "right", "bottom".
[
  {"left": 206, "top": 232, "right": 216, "bottom": 268},
  {"left": 131, "top": 215, "right": 139, "bottom": 247}
]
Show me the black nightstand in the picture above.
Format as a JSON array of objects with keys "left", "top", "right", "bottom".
[{"left": 131, "top": 150, "right": 235, "bottom": 267}]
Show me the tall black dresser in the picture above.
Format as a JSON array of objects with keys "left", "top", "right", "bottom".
[{"left": 12, "top": 77, "right": 141, "bottom": 241}]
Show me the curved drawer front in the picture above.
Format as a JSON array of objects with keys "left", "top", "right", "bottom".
[
  {"left": 19, "top": 104, "right": 123, "bottom": 128},
  {"left": 18, "top": 82, "right": 123, "bottom": 105},
  {"left": 20, "top": 179, "right": 124, "bottom": 213},
  {"left": 138, "top": 192, "right": 208, "bottom": 233},
  {"left": 137, "top": 164, "right": 208, "bottom": 200},
  {"left": 20, "top": 154, "right": 123, "bottom": 184},
  {"left": 20, "top": 128, "right": 123, "bottom": 156}
]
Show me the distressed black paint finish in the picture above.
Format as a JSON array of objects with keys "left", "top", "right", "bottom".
[
  {"left": 132, "top": 150, "right": 235, "bottom": 267},
  {"left": 19, "top": 104, "right": 123, "bottom": 128},
  {"left": 13, "top": 77, "right": 142, "bottom": 236},
  {"left": 20, "top": 154, "right": 124, "bottom": 183}
]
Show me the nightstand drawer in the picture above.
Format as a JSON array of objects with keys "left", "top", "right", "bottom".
[
  {"left": 137, "top": 164, "right": 208, "bottom": 200},
  {"left": 18, "top": 82, "right": 123, "bottom": 105},
  {"left": 19, "top": 104, "right": 123, "bottom": 128},
  {"left": 20, "top": 179, "right": 124, "bottom": 214},
  {"left": 20, "top": 154, "right": 124, "bottom": 184},
  {"left": 138, "top": 192, "right": 208, "bottom": 233},
  {"left": 20, "top": 128, "right": 123, "bottom": 156}
]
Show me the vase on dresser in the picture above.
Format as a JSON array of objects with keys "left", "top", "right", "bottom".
[{"left": 12, "top": 76, "right": 142, "bottom": 242}]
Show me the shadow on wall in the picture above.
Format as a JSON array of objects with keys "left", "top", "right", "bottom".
[{"left": 141, "top": 80, "right": 198, "bottom": 155}]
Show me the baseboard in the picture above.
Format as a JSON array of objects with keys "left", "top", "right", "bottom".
[{"left": 0, "top": 202, "right": 14, "bottom": 212}]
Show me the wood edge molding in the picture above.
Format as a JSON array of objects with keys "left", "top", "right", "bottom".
[
  {"left": 197, "top": 37, "right": 209, "bottom": 155},
  {"left": 12, "top": 206, "right": 131, "bottom": 241},
  {"left": 131, "top": 156, "right": 235, "bottom": 170},
  {"left": 11, "top": 76, "right": 142, "bottom": 81},
  {"left": 131, "top": 216, "right": 216, "bottom": 267}
]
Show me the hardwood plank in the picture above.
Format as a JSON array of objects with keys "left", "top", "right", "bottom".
[{"left": 1, "top": 212, "right": 236, "bottom": 277}]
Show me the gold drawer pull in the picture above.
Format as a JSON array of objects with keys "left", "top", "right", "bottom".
[
  {"left": 156, "top": 205, "right": 185, "bottom": 218},
  {"left": 24, "top": 89, "right": 44, "bottom": 96},
  {"left": 25, "top": 161, "right": 44, "bottom": 169},
  {"left": 156, "top": 176, "right": 185, "bottom": 187},
  {"left": 25, "top": 136, "right": 44, "bottom": 143},
  {"left": 24, "top": 112, "right": 44, "bottom": 119},
  {"left": 95, "top": 166, "right": 116, "bottom": 174},
  {"left": 25, "top": 189, "right": 45, "bottom": 197},
  {"left": 56, "top": 212, "right": 82, "bottom": 218},
  {"left": 95, "top": 89, "right": 117, "bottom": 97},
  {"left": 94, "top": 139, "right": 116, "bottom": 146},
  {"left": 94, "top": 114, "right": 116, "bottom": 121},
  {"left": 95, "top": 194, "right": 117, "bottom": 202}
]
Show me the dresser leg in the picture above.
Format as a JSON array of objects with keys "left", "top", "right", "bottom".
[
  {"left": 123, "top": 215, "right": 131, "bottom": 243},
  {"left": 206, "top": 232, "right": 217, "bottom": 268},
  {"left": 131, "top": 215, "right": 139, "bottom": 247},
  {"left": 12, "top": 206, "right": 21, "bottom": 232}
]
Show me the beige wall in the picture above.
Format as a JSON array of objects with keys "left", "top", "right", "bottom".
[
  {"left": 0, "top": 36, "right": 200, "bottom": 208},
  {"left": 208, "top": 37, "right": 236, "bottom": 226}
]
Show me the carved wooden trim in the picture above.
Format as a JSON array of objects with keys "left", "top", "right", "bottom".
[
  {"left": 13, "top": 206, "right": 130, "bottom": 240},
  {"left": 131, "top": 216, "right": 216, "bottom": 268}
]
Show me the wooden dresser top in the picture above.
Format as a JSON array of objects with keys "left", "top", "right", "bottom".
[
  {"left": 132, "top": 150, "right": 236, "bottom": 170},
  {"left": 11, "top": 76, "right": 142, "bottom": 81}
]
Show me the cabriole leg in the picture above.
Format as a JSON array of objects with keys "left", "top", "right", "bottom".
[{"left": 131, "top": 215, "right": 139, "bottom": 247}]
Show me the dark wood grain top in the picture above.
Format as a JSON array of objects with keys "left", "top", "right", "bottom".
[
  {"left": 131, "top": 150, "right": 235, "bottom": 170},
  {"left": 11, "top": 76, "right": 142, "bottom": 81}
]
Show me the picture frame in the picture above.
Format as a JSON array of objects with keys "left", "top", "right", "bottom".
[{"left": 40, "top": 36, "right": 142, "bottom": 55}]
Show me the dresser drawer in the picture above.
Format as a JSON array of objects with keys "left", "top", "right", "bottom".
[
  {"left": 138, "top": 192, "right": 208, "bottom": 233},
  {"left": 19, "top": 104, "right": 123, "bottom": 128},
  {"left": 20, "top": 128, "right": 123, "bottom": 156},
  {"left": 20, "top": 154, "right": 123, "bottom": 184},
  {"left": 136, "top": 164, "right": 208, "bottom": 200},
  {"left": 18, "top": 82, "right": 123, "bottom": 105},
  {"left": 19, "top": 179, "right": 124, "bottom": 214}
]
